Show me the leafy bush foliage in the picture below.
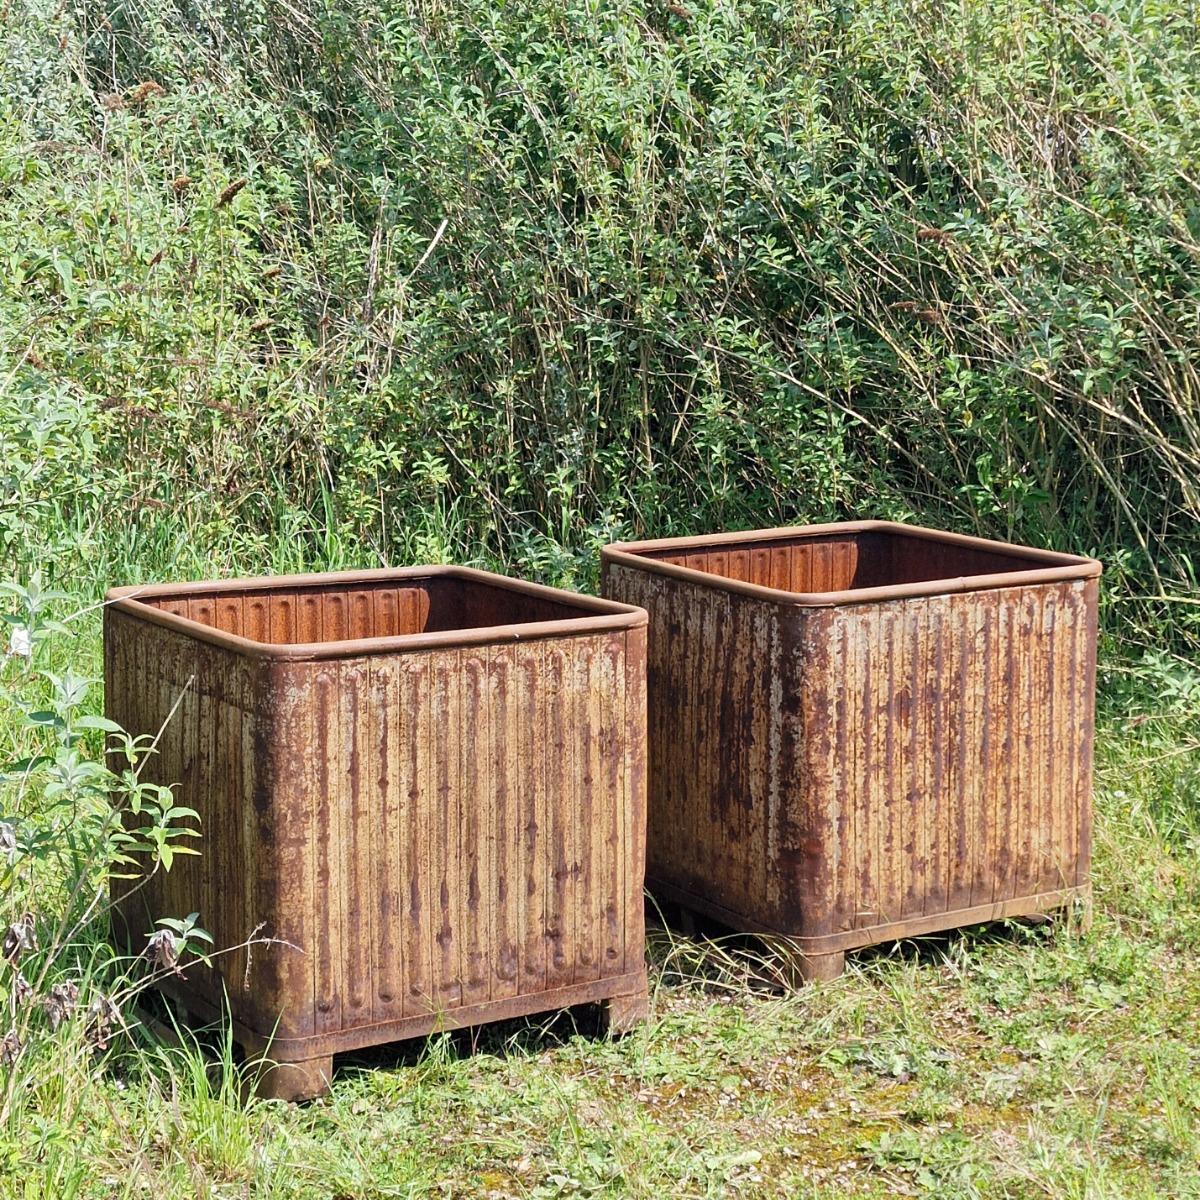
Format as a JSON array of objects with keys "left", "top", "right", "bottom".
[
  {"left": 2, "top": 0, "right": 1199, "bottom": 629},
  {"left": 0, "top": 579, "right": 208, "bottom": 1134}
]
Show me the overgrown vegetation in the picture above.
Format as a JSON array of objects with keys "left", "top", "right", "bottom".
[
  {"left": 1, "top": 0, "right": 1198, "bottom": 1195},
  {"left": 4, "top": 0, "right": 1200, "bottom": 642}
]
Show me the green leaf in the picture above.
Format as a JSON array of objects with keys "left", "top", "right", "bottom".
[
  {"left": 3, "top": 756, "right": 52, "bottom": 774},
  {"left": 74, "top": 715, "right": 123, "bottom": 733}
]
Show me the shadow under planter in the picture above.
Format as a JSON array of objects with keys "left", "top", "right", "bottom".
[
  {"left": 105, "top": 566, "right": 649, "bottom": 1100},
  {"left": 602, "top": 520, "right": 1101, "bottom": 982}
]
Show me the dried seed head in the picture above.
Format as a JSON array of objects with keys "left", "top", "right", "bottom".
[
  {"left": 101, "top": 93, "right": 125, "bottom": 112},
  {"left": 216, "top": 178, "right": 248, "bottom": 209},
  {"left": 0, "top": 821, "right": 16, "bottom": 864},
  {"left": 888, "top": 300, "right": 944, "bottom": 325},
  {"left": 43, "top": 981, "right": 79, "bottom": 1030},
  {"left": 11, "top": 972, "right": 32, "bottom": 1008},
  {"left": 126, "top": 81, "right": 165, "bottom": 106},
  {"left": 172, "top": 175, "right": 192, "bottom": 193},
  {"left": 87, "top": 994, "right": 120, "bottom": 1051},
  {"left": 143, "top": 927, "right": 182, "bottom": 975},
  {"left": 0, "top": 1029, "right": 20, "bottom": 1067},
  {"left": 3, "top": 913, "right": 36, "bottom": 965}
]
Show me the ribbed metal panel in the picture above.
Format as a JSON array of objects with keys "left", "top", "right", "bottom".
[
  {"left": 602, "top": 522, "right": 1099, "bottom": 974},
  {"left": 106, "top": 569, "right": 649, "bottom": 1097}
]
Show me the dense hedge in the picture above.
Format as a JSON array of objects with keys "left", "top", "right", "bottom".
[{"left": 2, "top": 0, "right": 1198, "bottom": 645}]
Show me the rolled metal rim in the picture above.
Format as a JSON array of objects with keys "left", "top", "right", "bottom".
[
  {"left": 106, "top": 564, "right": 648, "bottom": 661},
  {"left": 602, "top": 519, "right": 1102, "bottom": 608}
]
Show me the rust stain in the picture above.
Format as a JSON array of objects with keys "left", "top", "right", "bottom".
[
  {"left": 602, "top": 520, "right": 1101, "bottom": 982},
  {"left": 105, "top": 568, "right": 650, "bottom": 1100}
]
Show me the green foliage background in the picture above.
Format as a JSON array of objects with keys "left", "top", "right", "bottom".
[{"left": 3, "top": 0, "right": 1199, "bottom": 644}]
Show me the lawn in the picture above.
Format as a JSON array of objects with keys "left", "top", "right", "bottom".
[{"left": 3, "top": 658, "right": 1197, "bottom": 1198}]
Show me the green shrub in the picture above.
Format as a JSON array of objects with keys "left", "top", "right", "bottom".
[
  {"left": 1, "top": 0, "right": 1198, "bottom": 646},
  {"left": 0, "top": 579, "right": 209, "bottom": 1142}
]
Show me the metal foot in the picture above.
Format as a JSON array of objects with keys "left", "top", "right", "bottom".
[
  {"left": 254, "top": 1054, "right": 334, "bottom": 1102},
  {"left": 768, "top": 946, "right": 845, "bottom": 988},
  {"left": 1072, "top": 890, "right": 1094, "bottom": 934},
  {"left": 599, "top": 990, "right": 649, "bottom": 1036},
  {"left": 793, "top": 949, "right": 845, "bottom": 983}
]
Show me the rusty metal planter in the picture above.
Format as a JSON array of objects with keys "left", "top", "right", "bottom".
[
  {"left": 105, "top": 567, "right": 649, "bottom": 1099},
  {"left": 602, "top": 521, "right": 1101, "bottom": 980}
]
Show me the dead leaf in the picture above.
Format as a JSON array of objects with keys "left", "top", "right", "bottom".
[
  {"left": 3, "top": 913, "right": 36, "bottom": 965},
  {"left": 43, "top": 981, "right": 79, "bottom": 1030}
]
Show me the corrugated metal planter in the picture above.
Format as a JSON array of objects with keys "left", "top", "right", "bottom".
[
  {"left": 602, "top": 521, "right": 1101, "bottom": 981},
  {"left": 105, "top": 567, "right": 649, "bottom": 1100}
]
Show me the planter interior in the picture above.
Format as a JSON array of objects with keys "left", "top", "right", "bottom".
[
  {"left": 624, "top": 524, "right": 1088, "bottom": 599},
  {"left": 136, "top": 572, "right": 593, "bottom": 645}
]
